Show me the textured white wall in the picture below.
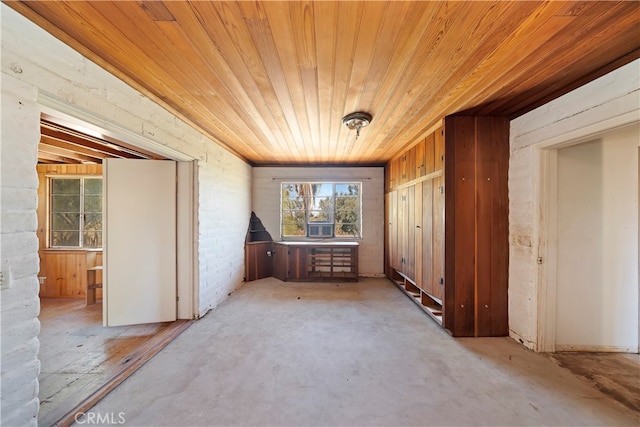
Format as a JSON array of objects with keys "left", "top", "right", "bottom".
[
  {"left": 509, "top": 59, "right": 640, "bottom": 350},
  {"left": 252, "top": 167, "right": 385, "bottom": 276},
  {"left": 1, "top": 74, "right": 42, "bottom": 427},
  {"left": 555, "top": 126, "right": 639, "bottom": 351},
  {"left": 1, "top": 5, "right": 250, "bottom": 424}
]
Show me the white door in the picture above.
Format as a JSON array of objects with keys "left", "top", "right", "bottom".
[{"left": 103, "top": 159, "right": 177, "bottom": 326}]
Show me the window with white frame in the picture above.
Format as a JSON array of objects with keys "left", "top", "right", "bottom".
[
  {"left": 281, "top": 182, "right": 361, "bottom": 238},
  {"left": 49, "top": 177, "right": 103, "bottom": 248}
]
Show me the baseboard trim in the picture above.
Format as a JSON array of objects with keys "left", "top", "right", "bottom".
[{"left": 555, "top": 344, "right": 637, "bottom": 353}]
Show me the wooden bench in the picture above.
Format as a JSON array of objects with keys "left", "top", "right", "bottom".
[{"left": 86, "top": 265, "right": 103, "bottom": 305}]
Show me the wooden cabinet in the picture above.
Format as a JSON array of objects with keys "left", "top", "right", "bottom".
[
  {"left": 385, "top": 157, "right": 401, "bottom": 192},
  {"left": 245, "top": 241, "right": 273, "bottom": 281},
  {"left": 272, "top": 242, "right": 358, "bottom": 282},
  {"left": 384, "top": 117, "right": 508, "bottom": 337},
  {"left": 443, "top": 116, "right": 509, "bottom": 337}
]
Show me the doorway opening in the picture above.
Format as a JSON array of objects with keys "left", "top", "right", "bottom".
[
  {"left": 36, "top": 111, "right": 196, "bottom": 425},
  {"left": 538, "top": 122, "right": 639, "bottom": 353}
]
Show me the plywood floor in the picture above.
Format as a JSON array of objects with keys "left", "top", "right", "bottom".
[{"left": 38, "top": 298, "right": 174, "bottom": 426}]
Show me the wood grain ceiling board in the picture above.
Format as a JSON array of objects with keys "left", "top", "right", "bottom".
[{"left": 8, "top": 1, "right": 640, "bottom": 166}]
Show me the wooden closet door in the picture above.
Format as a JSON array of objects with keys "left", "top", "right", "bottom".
[
  {"left": 405, "top": 185, "right": 416, "bottom": 280},
  {"left": 388, "top": 190, "right": 401, "bottom": 271},
  {"left": 419, "top": 180, "right": 433, "bottom": 296},
  {"left": 444, "top": 117, "right": 476, "bottom": 337},
  {"left": 431, "top": 176, "right": 444, "bottom": 302},
  {"left": 475, "top": 118, "right": 509, "bottom": 336}
]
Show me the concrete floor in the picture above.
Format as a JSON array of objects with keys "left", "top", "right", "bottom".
[{"left": 83, "top": 278, "right": 639, "bottom": 426}]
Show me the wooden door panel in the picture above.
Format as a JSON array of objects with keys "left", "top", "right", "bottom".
[
  {"left": 406, "top": 185, "right": 416, "bottom": 279},
  {"left": 444, "top": 117, "right": 475, "bottom": 336},
  {"left": 272, "top": 243, "right": 288, "bottom": 281},
  {"left": 415, "top": 139, "right": 426, "bottom": 177},
  {"left": 414, "top": 182, "right": 423, "bottom": 290},
  {"left": 431, "top": 177, "right": 444, "bottom": 302},
  {"left": 424, "top": 132, "right": 435, "bottom": 175},
  {"left": 389, "top": 190, "right": 401, "bottom": 271}
]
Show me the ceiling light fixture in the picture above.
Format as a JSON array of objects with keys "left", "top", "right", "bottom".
[{"left": 342, "top": 112, "right": 372, "bottom": 139}]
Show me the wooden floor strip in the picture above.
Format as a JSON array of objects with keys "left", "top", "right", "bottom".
[{"left": 51, "top": 319, "right": 192, "bottom": 427}]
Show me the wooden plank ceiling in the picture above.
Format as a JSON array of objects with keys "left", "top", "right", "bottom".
[{"left": 9, "top": 1, "right": 640, "bottom": 165}]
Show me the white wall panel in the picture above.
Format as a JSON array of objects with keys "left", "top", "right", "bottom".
[{"left": 252, "top": 167, "right": 385, "bottom": 276}]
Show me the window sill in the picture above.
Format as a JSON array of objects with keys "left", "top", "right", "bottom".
[{"left": 42, "top": 248, "right": 103, "bottom": 254}]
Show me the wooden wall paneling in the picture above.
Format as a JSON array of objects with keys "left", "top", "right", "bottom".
[
  {"left": 444, "top": 117, "right": 476, "bottom": 337},
  {"left": 414, "top": 181, "right": 423, "bottom": 290},
  {"left": 406, "top": 184, "right": 416, "bottom": 280},
  {"left": 392, "top": 157, "right": 400, "bottom": 190},
  {"left": 488, "top": 118, "right": 510, "bottom": 336},
  {"left": 475, "top": 118, "right": 494, "bottom": 337},
  {"left": 408, "top": 146, "right": 417, "bottom": 182},
  {"left": 415, "top": 138, "right": 426, "bottom": 177},
  {"left": 473, "top": 116, "right": 510, "bottom": 336},
  {"left": 55, "top": 254, "right": 66, "bottom": 296},
  {"left": 386, "top": 157, "right": 399, "bottom": 191},
  {"left": 419, "top": 179, "right": 433, "bottom": 295},
  {"left": 385, "top": 163, "right": 392, "bottom": 192},
  {"left": 74, "top": 253, "right": 85, "bottom": 298},
  {"left": 39, "top": 253, "right": 54, "bottom": 297},
  {"left": 435, "top": 127, "right": 445, "bottom": 171},
  {"left": 423, "top": 133, "right": 435, "bottom": 176},
  {"left": 431, "top": 175, "right": 444, "bottom": 302},
  {"left": 384, "top": 192, "right": 390, "bottom": 276},
  {"left": 398, "top": 187, "right": 408, "bottom": 273},
  {"left": 399, "top": 153, "right": 408, "bottom": 185},
  {"left": 93, "top": 251, "right": 104, "bottom": 300},
  {"left": 388, "top": 190, "right": 401, "bottom": 271}
]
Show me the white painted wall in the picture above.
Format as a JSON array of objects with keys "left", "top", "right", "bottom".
[
  {"left": 509, "top": 59, "right": 640, "bottom": 351},
  {"left": 1, "top": 73, "right": 42, "bottom": 427},
  {"left": 252, "top": 167, "right": 385, "bottom": 276},
  {"left": 1, "top": 5, "right": 251, "bottom": 424},
  {"left": 556, "top": 125, "right": 638, "bottom": 351}
]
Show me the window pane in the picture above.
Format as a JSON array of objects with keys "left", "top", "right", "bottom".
[
  {"left": 336, "top": 222, "right": 360, "bottom": 237},
  {"left": 51, "top": 231, "right": 79, "bottom": 247},
  {"left": 52, "top": 213, "right": 80, "bottom": 231},
  {"left": 335, "top": 183, "right": 359, "bottom": 196},
  {"left": 52, "top": 195, "right": 80, "bottom": 212},
  {"left": 282, "top": 198, "right": 304, "bottom": 210},
  {"left": 84, "top": 213, "right": 102, "bottom": 231},
  {"left": 83, "top": 232, "right": 102, "bottom": 248},
  {"left": 282, "top": 221, "right": 305, "bottom": 236},
  {"left": 309, "top": 210, "right": 331, "bottom": 222},
  {"left": 52, "top": 179, "right": 80, "bottom": 194},
  {"left": 50, "top": 176, "right": 103, "bottom": 248},
  {"left": 282, "top": 184, "right": 299, "bottom": 198},
  {"left": 84, "top": 195, "right": 102, "bottom": 212},
  {"left": 313, "top": 184, "right": 332, "bottom": 197},
  {"left": 84, "top": 178, "right": 102, "bottom": 195},
  {"left": 280, "top": 181, "right": 361, "bottom": 238}
]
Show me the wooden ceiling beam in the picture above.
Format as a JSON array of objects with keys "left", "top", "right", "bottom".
[
  {"left": 37, "top": 151, "right": 82, "bottom": 164},
  {"left": 40, "top": 135, "right": 112, "bottom": 160},
  {"left": 40, "top": 124, "right": 150, "bottom": 159},
  {"left": 38, "top": 142, "right": 102, "bottom": 164}
]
